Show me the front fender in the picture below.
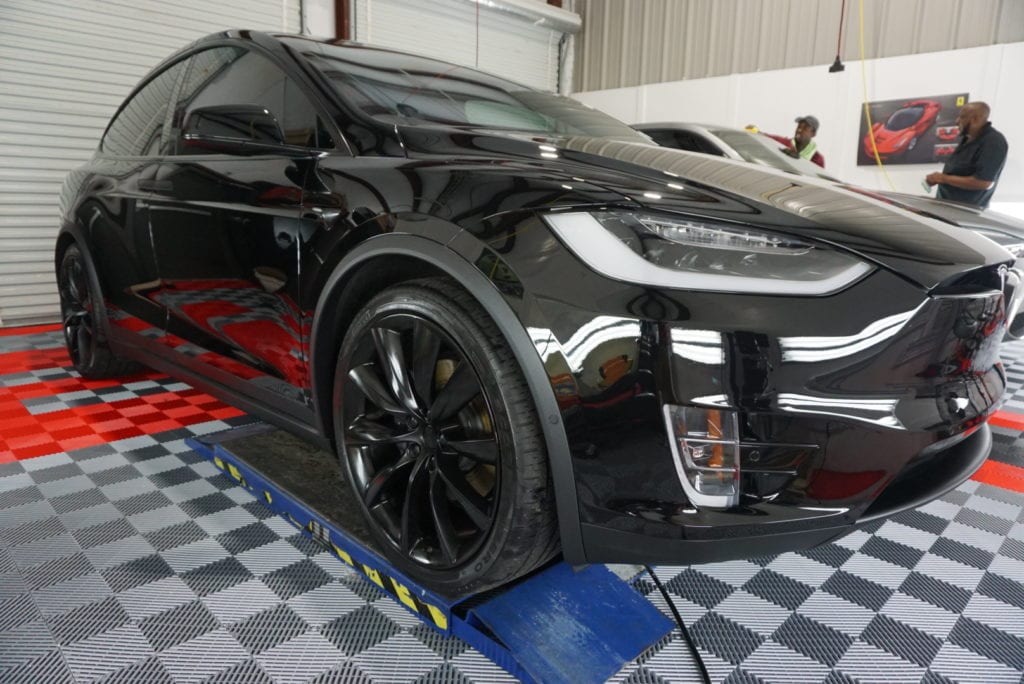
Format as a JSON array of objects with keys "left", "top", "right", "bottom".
[{"left": 309, "top": 232, "right": 586, "bottom": 563}]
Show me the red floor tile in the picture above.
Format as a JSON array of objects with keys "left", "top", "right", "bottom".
[
  {"left": 0, "top": 323, "right": 61, "bottom": 337},
  {"left": 973, "top": 459, "right": 1024, "bottom": 494},
  {"left": 0, "top": 346, "right": 243, "bottom": 460}
]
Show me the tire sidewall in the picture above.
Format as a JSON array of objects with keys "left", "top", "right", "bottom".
[
  {"left": 333, "top": 287, "right": 530, "bottom": 592},
  {"left": 58, "top": 244, "right": 99, "bottom": 375}
]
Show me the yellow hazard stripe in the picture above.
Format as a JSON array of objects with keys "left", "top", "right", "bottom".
[{"left": 216, "top": 460, "right": 451, "bottom": 632}]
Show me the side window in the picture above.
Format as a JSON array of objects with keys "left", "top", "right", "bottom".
[
  {"left": 170, "top": 47, "right": 334, "bottom": 154},
  {"left": 102, "top": 60, "right": 186, "bottom": 156},
  {"left": 670, "top": 132, "right": 706, "bottom": 153},
  {"left": 641, "top": 129, "right": 676, "bottom": 148},
  {"left": 688, "top": 134, "right": 726, "bottom": 156}
]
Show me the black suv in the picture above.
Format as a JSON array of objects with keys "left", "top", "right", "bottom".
[{"left": 57, "top": 31, "right": 1012, "bottom": 594}]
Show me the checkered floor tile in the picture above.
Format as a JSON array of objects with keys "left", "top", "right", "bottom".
[
  {"left": 0, "top": 330, "right": 243, "bottom": 462},
  {"left": 624, "top": 479, "right": 1024, "bottom": 684},
  {"left": 1, "top": 327, "right": 1023, "bottom": 683}
]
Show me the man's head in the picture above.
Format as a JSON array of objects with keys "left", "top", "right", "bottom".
[
  {"left": 956, "top": 102, "right": 990, "bottom": 138},
  {"left": 794, "top": 115, "right": 819, "bottom": 145}
]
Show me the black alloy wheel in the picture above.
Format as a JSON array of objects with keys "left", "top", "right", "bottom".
[
  {"left": 58, "top": 244, "right": 96, "bottom": 370},
  {"left": 342, "top": 313, "right": 499, "bottom": 567},
  {"left": 57, "top": 244, "right": 138, "bottom": 379},
  {"left": 335, "top": 279, "right": 558, "bottom": 593}
]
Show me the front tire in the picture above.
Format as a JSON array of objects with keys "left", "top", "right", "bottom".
[
  {"left": 57, "top": 243, "right": 139, "bottom": 379},
  {"left": 333, "top": 278, "right": 558, "bottom": 594}
]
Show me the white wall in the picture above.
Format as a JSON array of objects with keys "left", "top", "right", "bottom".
[
  {"left": 303, "top": 0, "right": 336, "bottom": 37},
  {"left": 572, "top": 42, "right": 1024, "bottom": 213}
]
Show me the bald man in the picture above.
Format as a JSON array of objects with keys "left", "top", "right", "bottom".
[{"left": 925, "top": 102, "right": 1007, "bottom": 208}]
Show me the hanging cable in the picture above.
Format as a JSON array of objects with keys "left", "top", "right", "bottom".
[
  {"left": 829, "top": 0, "right": 846, "bottom": 72},
  {"left": 475, "top": 0, "right": 480, "bottom": 68},
  {"left": 859, "top": 0, "right": 896, "bottom": 190},
  {"left": 836, "top": 0, "right": 846, "bottom": 55},
  {"left": 644, "top": 565, "right": 711, "bottom": 684}
]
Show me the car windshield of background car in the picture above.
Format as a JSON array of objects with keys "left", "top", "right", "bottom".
[
  {"left": 302, "top": 45, "right": 649, "bottom": 141},
  {"left": 709, "top": 129, "right": 838, "bottom": 181},
  {"left": 886, "top": 107, "right": 923, "bottom": 130}
]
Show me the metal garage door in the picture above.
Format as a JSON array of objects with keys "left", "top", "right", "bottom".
[
  {"left": 0, "top": 0, "right": 301, "bottom": 327},
  {"left": 352, "top": 0, "right": 580, "bottom": 93}
]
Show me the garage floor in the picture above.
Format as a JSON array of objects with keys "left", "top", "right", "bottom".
[{"left": 2, "top": 324, "right": 1023, "bottom": 684}]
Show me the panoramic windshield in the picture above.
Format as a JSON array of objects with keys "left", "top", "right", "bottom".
[
  {"left": 297, "top": 41, "right": 650, "bottom": 142},
  {"left": 708, "top": 129, "right": 838, "bottom": 181},
  {"left": 885, "top": 107, "right": 923, "bottom": 131}
]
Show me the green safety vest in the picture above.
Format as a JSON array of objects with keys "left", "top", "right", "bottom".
[{"left": 794, "top": 139, "right": 817, "bottom": 161}]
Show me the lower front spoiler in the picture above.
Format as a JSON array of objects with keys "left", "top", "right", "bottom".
[{"left": 581, "top": 423, "right": 992, "bottom": 565}]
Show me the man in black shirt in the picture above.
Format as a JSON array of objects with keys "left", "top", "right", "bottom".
[{"left": 925, "top": 102, "right": 1007, "bottom": 208}]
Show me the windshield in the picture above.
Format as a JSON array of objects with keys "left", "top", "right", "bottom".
[
  {"left": 708, "top": 129, "right": 838, "bottom": 181},
  {"left": 297, "top": 42, "right": 650, "bottom": 142},
  {"left": 885, "top": 107, "right": 923, "bottom": 131}
]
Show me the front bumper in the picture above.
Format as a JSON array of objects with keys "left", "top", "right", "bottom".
[
  {"left": 539, "top": 276, "right": 1006, "bottom": 564},
  {"left": 1004, "top": 265, "right": 1024, "bottom": 339},
  {"left": 581, "top": 422, "right": 990, "bottom": 563}
]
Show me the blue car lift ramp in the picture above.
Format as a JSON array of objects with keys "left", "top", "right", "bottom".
[{"left": 187, "top": 423, "right": 672, "bottom": 684}]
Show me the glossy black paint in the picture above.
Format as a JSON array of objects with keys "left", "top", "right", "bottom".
[{"left": 58, "top": 31, "right": 1014, "bottom": 567}]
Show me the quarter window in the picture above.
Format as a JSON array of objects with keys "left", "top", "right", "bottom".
[{"left": 102, "top": 60, "right": 186, "bottom": 156}]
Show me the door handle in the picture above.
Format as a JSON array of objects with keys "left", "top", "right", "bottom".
[{"left": 139, "top": 179, "right": 173, "bottom": 192}]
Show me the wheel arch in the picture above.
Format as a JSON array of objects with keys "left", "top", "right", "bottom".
[{"left": 309, "top": 233, "right": 586, "bottom": 563}]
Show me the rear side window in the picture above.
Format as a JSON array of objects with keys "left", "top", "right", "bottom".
[
  {"left": 169, "top": 46, "right": 334, "bottom": 153},
  {"left": 643, "top": 129, "right": 724, "bottom": 156},
  {"left": 642, "top": 128, "right": 684, "bottom": 149},
  {"left": 102, "top": 60, "right": 187, "bottom": 156}
]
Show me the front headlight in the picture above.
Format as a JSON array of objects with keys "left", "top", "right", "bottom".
[{"left": 543, "top": 211, "right": 873, "bottom": 295}]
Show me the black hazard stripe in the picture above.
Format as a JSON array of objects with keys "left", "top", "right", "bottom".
[
  {"left": 307, "top": 519, "right": 331, "bottom": 546},
  {"left": 208, "top": 456, "right": 451, "bottom": 631},
  {"left": 327, "top": 540, "right": 449, "bottom": 631},
  {"left": 212, "top": 456, "right": 247, "bottom": 487}
]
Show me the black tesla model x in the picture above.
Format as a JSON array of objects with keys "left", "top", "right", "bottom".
[{"left": 56, "top": 31, "right": 1014, "bottom": 594}]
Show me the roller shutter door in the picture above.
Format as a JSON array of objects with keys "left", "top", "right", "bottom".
[
  {"left": 352, "top": 0, "right": 577, "bottom": 92},
  {"left": 0, "top": 0, "right": 300, "bottom": 326}
]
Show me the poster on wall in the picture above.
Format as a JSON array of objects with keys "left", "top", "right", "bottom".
[{"left": 857, "top": 93, "right": 969, "bottom": 166}]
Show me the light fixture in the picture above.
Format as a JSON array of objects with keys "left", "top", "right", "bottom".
[{"left": 664, "top": 405, "right": 740, "bottom": 508}]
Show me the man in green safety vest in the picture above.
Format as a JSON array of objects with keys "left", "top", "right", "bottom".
[{"left": 760, "top": 115, "right": 825, "bottom": 168}]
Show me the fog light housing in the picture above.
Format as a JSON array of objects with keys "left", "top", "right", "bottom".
[{"left": 664, "top": 405, "right": 741, "bottom": 509}]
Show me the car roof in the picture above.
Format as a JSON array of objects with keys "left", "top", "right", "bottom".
[{"left": 632, "top": 122, "right": 720, "bottom": 132}]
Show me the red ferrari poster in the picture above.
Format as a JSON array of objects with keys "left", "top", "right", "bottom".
[{"left": 857, "top": 93, "right": 969, "bottom": 165}]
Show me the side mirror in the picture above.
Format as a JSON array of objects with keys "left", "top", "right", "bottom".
[{"left": 181, "top": 105, "right": 286, "bottom": 154}]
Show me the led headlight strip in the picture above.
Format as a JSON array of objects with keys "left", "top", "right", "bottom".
[{"left": 542, "top": 211, "right": 873, "bottom": 295}]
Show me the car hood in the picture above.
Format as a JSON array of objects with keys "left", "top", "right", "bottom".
[
  {"left": 397, "top": 126, "right": 1012, "bottom": 291},
  {"left": 875, "top": 191, "right": 1024, "bottom": 237},
  {"left": 870, "top": 125, "right": 912, "bottom": 144}
]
